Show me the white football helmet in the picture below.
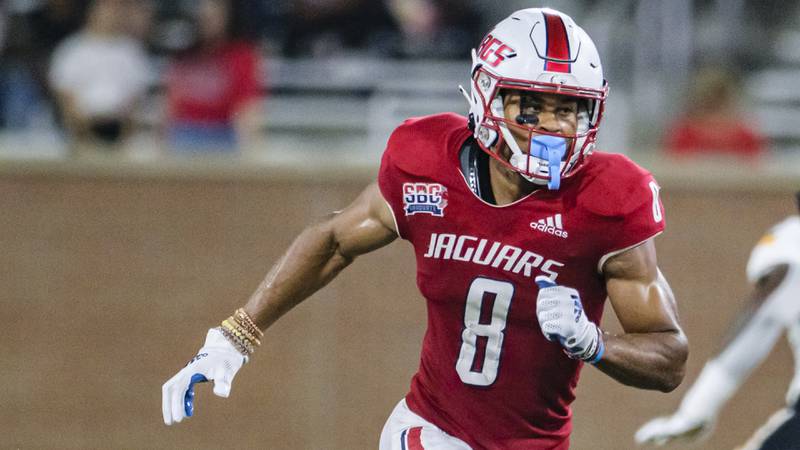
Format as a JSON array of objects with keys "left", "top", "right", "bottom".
[{"left": 459, "top": 8, "right": 608, "bottom": 189}]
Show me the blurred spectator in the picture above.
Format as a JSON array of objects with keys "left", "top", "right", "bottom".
[
  {"left": 164, "top": 0, "right": 264, "bottom": 155},
  {"left": 662, "top": 66, "right": 767, "bottom": 160},
  {"left": 28, "top": 1, "right": 89, "bottom": 54},
  {"left": 125, "top": 0, "right": 155, "bottom": 43},
  {"left": 386, "top": 0, "right": 481, "bottom": 59},
  {"left": 0, "top": 3, "right": 6, "bottom": 54},
  {"left": 1, "top": 0, "right": 87, "bottom": 131},
  {"left": 281, "top": 0, "right": 480, "bottom": 59},
  {"left": 0, "top": 3, "right": 6, "bottom": 129},
  {"left": 282, "top": 0, "right": 398, "bottom": 57},
  {"left": 49, "top": 0, "right": 151, "bottom": 153}
]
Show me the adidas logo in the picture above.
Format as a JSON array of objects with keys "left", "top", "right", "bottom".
[{"left": 530, "top": 214, "right": 568, "bottom": 239}]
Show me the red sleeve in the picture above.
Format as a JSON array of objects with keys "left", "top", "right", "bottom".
[
  {"left": 596, "top": 173, "right": 665, "bottom": 270},
  {"left": 377, "top": 113, "right": 471, "bottom": 241},
  {"left": 580, "top": 154, "right": 665, "bottom": 271},
  {"left": 378, "top": 121, "right": 416, "bottom": 240}
]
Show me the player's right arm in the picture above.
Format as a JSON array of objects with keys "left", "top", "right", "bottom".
[
  {"left": 242, "top": 182, "right": 398, "bottom": 329},
  {"left": 162, "top": 183, "right": 398, "bottom": 425}
]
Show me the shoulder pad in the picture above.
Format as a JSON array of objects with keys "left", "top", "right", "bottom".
[
  {"left": 578, "top": 152, "right": 657, "bottom": 218},
  {"left": 746, "top": 216, "right": 800, "bottom": 282},
  {"left": 383, "top": 113, "right": 469, "bottom": 174}
]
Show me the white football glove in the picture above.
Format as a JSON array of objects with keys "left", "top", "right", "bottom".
[
  {"left": 635, "top": 360, "right": 739, "bottom": 446},
  {"left": 161, "top": 328, "right": 247, "bottom": 425},
  {"left": 535, "top": 276, "right": 603, "bottom": 362},
  {"left": 634, "top": 413, "right": 712, "bottom": 446}
]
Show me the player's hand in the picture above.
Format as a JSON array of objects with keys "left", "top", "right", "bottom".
[
  {"left": 634, "top": 413, "right": 712, "bottom": 446},
  {"left": 161, "top": 328, "right": 247, "bottom": 425},
  {"left": 535, "top": 276, "right": 603, "bottom": 362}
]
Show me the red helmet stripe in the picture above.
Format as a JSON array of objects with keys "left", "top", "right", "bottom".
[{"left": 543, "top": 12, "right": 570, "bottom": 73}]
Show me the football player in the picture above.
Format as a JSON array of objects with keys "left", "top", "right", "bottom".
[
  {"left": 635, "top": 192, "right": 800, "bottom": 450},
  {"left": 162, "top": 8, "right": 688, "bottom": 449}
]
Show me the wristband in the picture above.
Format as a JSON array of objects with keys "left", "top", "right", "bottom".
[{"left": 588, "top": 333, "right": 605, "bottom": 365}]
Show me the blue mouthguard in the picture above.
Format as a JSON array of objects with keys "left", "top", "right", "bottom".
[{"left": 530, "top": 135, "right": 567, "bottom": 190}]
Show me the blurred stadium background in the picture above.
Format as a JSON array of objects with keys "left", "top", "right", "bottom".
[{"left": 1, "top": 0, "right": 799, "bottom": 449}]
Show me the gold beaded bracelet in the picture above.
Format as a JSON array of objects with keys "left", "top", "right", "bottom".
[
  {"left": 218, "top": 309, "right": 262, "bottom": 356},
  {"left": 220, "top": 320, "right": 256, "bottom": 355},
  {"left": 234, "top": 309, "right": 263, "bottom": 338},
  {"left": 217, "top": 326, "right": 250, "bottom": 355},
  {"left": 222, "top": 318, "right": 261, "bottom": 347}
]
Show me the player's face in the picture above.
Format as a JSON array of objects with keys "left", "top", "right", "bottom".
[{"left": 501, "top": 91, "right": 579, "bottom": 157}]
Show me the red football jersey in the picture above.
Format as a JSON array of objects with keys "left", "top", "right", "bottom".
[{"left": 378, "top": 113, "right": 665, "bottom": 449}]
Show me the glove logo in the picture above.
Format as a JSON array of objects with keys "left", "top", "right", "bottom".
[
  {"left": 572, "top": 296, "right": 582, "bottom": 323},
  {"left": 187, "top": 352, "right": 208, "bottom": 366}
]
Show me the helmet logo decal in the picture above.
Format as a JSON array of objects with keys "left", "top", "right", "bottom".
[
  {"left": 477, "top": 34, "right": 517, "bottom": 68},
  {"left": 542, "top": 12, "right": 571, "bottom": 73}
]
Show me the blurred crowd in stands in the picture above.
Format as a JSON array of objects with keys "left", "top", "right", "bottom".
[
  {"left": 0, "top": 0, "right": 482, "bottom": 156},
  {"left": 662, "top": 66, "right": 767, "bottom": 161},
  {"left": 0, "top": 0, "right": 796, "bottom": 161}
]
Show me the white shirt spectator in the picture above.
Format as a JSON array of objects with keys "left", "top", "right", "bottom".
[{"left": 49, "top": 32, "right": 151, "bottom": 119}]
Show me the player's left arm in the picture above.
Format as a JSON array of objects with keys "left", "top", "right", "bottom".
[{"left": 598, "top": 238, "right": 689, "bottom": 392}]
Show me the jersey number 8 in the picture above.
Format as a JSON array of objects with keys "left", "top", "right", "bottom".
[{"left": 456, "top": 277, "right": 514, "bottom": 386}]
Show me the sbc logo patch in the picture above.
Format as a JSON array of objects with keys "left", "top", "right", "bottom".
[{"left": 403, "top": 183, "right": 448, "bottom": 217}]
